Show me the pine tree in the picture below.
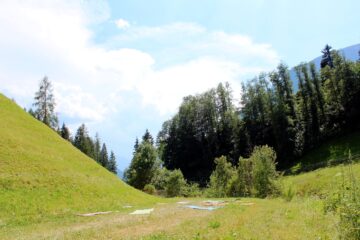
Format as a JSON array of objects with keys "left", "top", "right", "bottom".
[
  {"left": 310, "top": 63, "right": 325, "bottom": 121},
  {"left": 33, "top": 76, "right": 58, "bottom": 129},
  {"left": 108, "top": 151, "right": 117, "bottom": 174},
  {"left": 99, "top": 143, "right": 109, "bottom": 168},
  {"left": 133, "top": 137, "right": 139, "bottom": 154},
  {"left": 73, "top": 124, "right": 94, "bottom": 158},
  {"left": 142, "top": 129, "right": 154, "bottom": 145},
  {"left": 94, "top": 133, "right": 101, "bottom": 164},
  {"left": 302, "top": 64, "right": 320, "bottom": 145},
  {"left": 60, "top": 123, "right": 71, "bottom": 141}
]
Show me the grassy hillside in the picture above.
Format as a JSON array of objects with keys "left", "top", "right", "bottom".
[
  {"left": 284, "top": 131, "right": 360, "bottom": 197},
  {"left": 0, "top": 94, "right": 158, "bottom": 227},
  {"left": 289, "top": 131, "right": 360, "bottom": 173}
]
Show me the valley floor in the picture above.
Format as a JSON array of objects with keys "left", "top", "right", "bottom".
[{"left": 1, "top": 197, "right": 337, "bottom": 240}]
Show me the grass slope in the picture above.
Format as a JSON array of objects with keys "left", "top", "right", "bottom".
[
  {"left": 0, "top": 93, "right": 158, "bottom": 227},
  {"left": 290, "top": 131, "right": 360, "bottom": 173}
]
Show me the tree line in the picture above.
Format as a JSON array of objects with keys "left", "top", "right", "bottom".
[
  {"left": 27, "top": 77, "right": 117, "bottom": 174},
  {"left": 127, "top": 46, "right": 360, "bottom": 189}
]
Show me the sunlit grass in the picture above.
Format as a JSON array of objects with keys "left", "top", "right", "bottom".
[
  {"left": 1, "top": 93, "right": 359, "bottom": 239},
  {"left": 0, "top": 93, "right": 159, "bottom": 228}
]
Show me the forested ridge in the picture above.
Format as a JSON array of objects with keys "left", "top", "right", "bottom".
[{"left": 129, "top": 47, "right": 360, "bottom": 186}]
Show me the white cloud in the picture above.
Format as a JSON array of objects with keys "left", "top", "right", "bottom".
[
  {"left": 115, "top": 18, "right": 130, "bottom": 29},
  {"left": 0, "top": 0, "right": 280, "bottom": 122}
]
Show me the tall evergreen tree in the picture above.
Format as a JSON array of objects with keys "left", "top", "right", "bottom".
[
  {"left": 269, "top": 64, "right": 298, "bottom": 166},
  {"left": 142, "top": 129, "right": 154, "bottom": 145},
  {"left": 33, "top": 76, "right": 58, "bottom": 129},
  {"left": 73, "top": 124, "right": 94, "bottom": 158},
  {"left": 302, "top": 64, "right": 320, "bottom": 145},
  {"left": 99, "top": 143, "right": 109, "bottom": 168},
  {"left": 108, "top": 151, "right": 117, "bottom": 174},
  {"left": 94, "top": 133, "right": 101, "bottom": 163},
  {"left": 60, "top": 123, "right": 71, "bottom": 141},
  {"left": 133, "top": 137, "right": 139, "bottom": 154},
  {"left": 310, "top": 63, "right": 325, "bottom": 122}
]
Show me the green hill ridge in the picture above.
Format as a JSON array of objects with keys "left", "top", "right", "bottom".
[{"left": 0, "top": 93, "right": 158, "bottom": 226}]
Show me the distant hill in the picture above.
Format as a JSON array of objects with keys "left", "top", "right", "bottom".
[
  {"left": 290, "top": 43, "right": 360, "bottom": 91},
  {"left": 0, "top": 93, "right": 158, "bottom": 226}
]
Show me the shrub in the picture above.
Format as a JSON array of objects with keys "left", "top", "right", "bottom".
[
  {"left": 250, "top": 146, "right": 279, "bottom": 198},
  {"left": 143, "top": 184, "right": 156, "bottom": 195},
  {"left": 151, "top": 167, "right": 172, "bottom": 191},
  {"left": 208, "top": 156, "right": 236, "bottom": 197},
  {"left": 182, "top": 182, "right": 202, "bottom": 197},
  {"left": 165, "top": 169, "right": 187, "bottom": 197},
  {"left": 229, "top": 157, "right": 253, "bottom": 197}
]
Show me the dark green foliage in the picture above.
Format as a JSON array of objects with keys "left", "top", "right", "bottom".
[
  {"left": 251, "top": 146, "right": 279, "bottom": 198},
  {"left": 72, "top": 126, "right": 115, "bottom": 173},
  {"left": 108, "top": 151, "right": 117, "bottom": 174},
  {"left": 73, "top": 124, "right": 95, "bottom": 158},
  {"left": 125, "top": 142, "right": 158, "bottom": 190},
  {"left": 33, "top": 76, "right": 58, "bottom": 129},
  {"left": 142, "top": 129, "right": 154, "bottom": 145},
  {"left": 165, "top": 169, "right": 187, "bottom": 197},
  {"left": 160, "top": 83, "right": 239, "bottom": 184},
  {"left": 60, "top": 123, "right": 71, "bottom": 141},
  {"left": 321, "top": 44, "right": 334, "bottom": 69},
  {"left": 94, "top": 133, "right": 101, "bottom": 163},
  {"left": 133, "top": 137, "right": 139, "bottom": 154},
  {"left": 99, "top": 143, "right": 109, "bottom": 168},
  {"left": 155, "top": 46, "right": 360, "bottom": 185},
  {"left": 207, "top": 146, "right": 279, "bottom": 198},
  {"left": 208, "top": 156, "right": 236, "bottom": 197},
  {"left": 150, "top": 167, "right": 172, "bottom": 191},
  {"left": 230, "top": 157, "right": 253, "bottom": 197}
]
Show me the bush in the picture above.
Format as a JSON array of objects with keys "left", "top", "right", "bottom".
[
  {"left": 151, "top": 167, "right": 172, "bottom": 191},
  {"left": 143, "top": 184, "right": 156, "bottom": 195},
  {"left": 208, "top": 156, "right": 236, "bottom": 197},
  {"left": 182, "top": 182, "right": 202, "bottom": 197},
  {"left": 229, "top": 157, "right": 253, "bottom": 197},
  {"left": 251, "top": 146, "right": 280, "bottom": 198},
  {"left": 165, "top": 169, "right": 187, "bottom": 197}
]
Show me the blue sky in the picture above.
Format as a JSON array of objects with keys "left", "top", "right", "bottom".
[{"left": 0, "top": 0, "right": 359, "bottom": 170}]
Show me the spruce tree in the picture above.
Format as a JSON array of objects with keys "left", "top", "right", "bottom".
[
  {"left": 94, "top": 133, "right": 101, "bottom": 164},
  {"left": 142, "top": 129, "right": 154, "bottom": 145},
  {"left": 108, "top": 151, "right": 117, "bottom": 174},
  {"left": 99, "top": 143, "right": 109, "bottom": 168},
  {"left": 60, "top": 123, "right": 71, "bottom": 141},
  {"left": 73, "top": 124, "right": 94, "bottom": 158},
  {"left": 133, "top": 137, "right": 139, "bottom": 154}
]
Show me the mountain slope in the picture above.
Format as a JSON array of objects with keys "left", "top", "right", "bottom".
[{"left": 0, "top": 93, "right": 158, "bottom": 226}]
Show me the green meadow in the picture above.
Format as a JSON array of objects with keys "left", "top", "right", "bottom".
[{"left": 0, "top": 93, "right": 359, "bottom": 239}]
